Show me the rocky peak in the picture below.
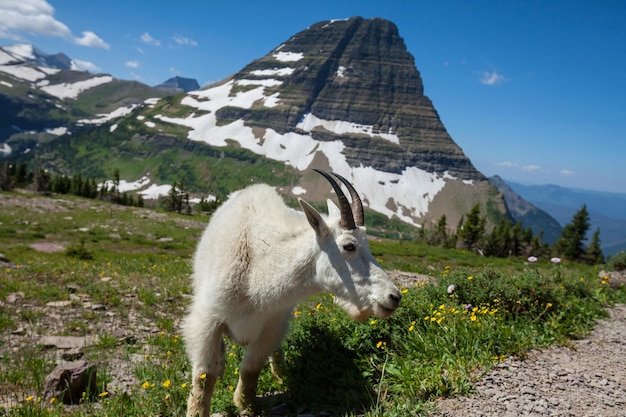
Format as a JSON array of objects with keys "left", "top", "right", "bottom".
[
  {"left": 155, "top": 76, "right": 200, "bottom": 93},
  {"left": 229, "top": 17, "right": 484, "bottom": 180}
]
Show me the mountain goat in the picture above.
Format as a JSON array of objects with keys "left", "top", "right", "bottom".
[{"left": 183, "top": 169, "right": 401, "bottom": 416}]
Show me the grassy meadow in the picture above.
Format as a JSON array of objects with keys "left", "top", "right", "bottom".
[{"left": 0, "top": 190, "right": 624, "bottom": 416}]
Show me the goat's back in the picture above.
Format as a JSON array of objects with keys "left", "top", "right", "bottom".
[{"left": 192, "top": 184, "right": 307, "bottom": 293}]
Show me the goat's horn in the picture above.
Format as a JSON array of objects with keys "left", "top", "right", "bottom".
[
  {"left": 312, "top": 168, "right": 356, "bottom": 230},
  {"left": 330, "top": 172, "right": 364, "bottom": 227}
]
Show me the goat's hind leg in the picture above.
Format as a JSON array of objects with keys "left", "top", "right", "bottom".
[
  {"left": 183, "top": 316, "right": 225, "bottom": 417},
  {"left": 234, "top": 313, "right": 290, "bottom": 408}
]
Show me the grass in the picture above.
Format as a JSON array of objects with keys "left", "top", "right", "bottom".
[{"left": 0, "top": 190, "right": 624, "bottom": 416}]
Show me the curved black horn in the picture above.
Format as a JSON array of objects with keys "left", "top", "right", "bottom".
[
  {"left": 330, "top": 172, "right": 364, "bottom": 227},
  {"left": 312, "top": 168, "right": 356, "bottom": 230}
]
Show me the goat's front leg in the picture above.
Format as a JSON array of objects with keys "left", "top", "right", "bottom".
[
  {"left": 183, "top": 315, "right": 225, "bottom": 417},
  {"left": 269, "top": 347, "right": 286, "bottom": 384},
  {"left": 234, "top": 312, "right": 291, "bottom": 408}
]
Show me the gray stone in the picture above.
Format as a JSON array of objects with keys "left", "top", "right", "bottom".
[{"left": 43, "top": 360, "right": 98, "bottom": 404}]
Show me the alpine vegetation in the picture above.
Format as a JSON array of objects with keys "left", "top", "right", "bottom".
[{"left": 182, "top": 169, "right": 401, "bottom": 416}]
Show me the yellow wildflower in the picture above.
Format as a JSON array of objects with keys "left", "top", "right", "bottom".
[{"left": 162, "top": 379, "right": 171, "bottom": 388}]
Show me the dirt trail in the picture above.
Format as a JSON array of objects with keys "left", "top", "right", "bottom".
[{"left": 431, "top": 304, "right": 626, "bottom": 417}]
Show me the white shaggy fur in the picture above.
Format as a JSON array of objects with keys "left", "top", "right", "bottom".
[{"left": 183, "top": 182, "right": 401, "bottom": 416}]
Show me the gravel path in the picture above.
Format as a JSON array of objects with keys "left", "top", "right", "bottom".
[{"left": 431, "top": 304, "right": 626, "bottom": 417}]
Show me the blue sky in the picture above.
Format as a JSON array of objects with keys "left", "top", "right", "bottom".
[{"left": 1, "top": 0, "right": 625, "bottom": 193}]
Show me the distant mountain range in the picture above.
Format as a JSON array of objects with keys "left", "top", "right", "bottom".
[
  {"left": 504, "top": 181, "right": 626, "bottom": 255},
  {"left": 2, "top": 18, "right": 622, "bottom": 255}
]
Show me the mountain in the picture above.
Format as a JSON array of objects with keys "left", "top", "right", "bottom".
[
  {"left": 1, "top": 44, "right": 72, "bottom": 70},
  {"left": 0, "top": 44, "right": 170, "bottom": 152},
  {"left": 155, "top": 76, "right": 200, "bottom": 93},
  {"left": 147, "top": 16, "right": 509, "bottom": 229},
  {"left": 2, "top": 18, "right": 519, "bottom": 234},
  {"left": 488, "top": 176, "right": 562, "bottom": 244},
  {"left": 506, "top": 181, "right": 626, "bottom": 255}
]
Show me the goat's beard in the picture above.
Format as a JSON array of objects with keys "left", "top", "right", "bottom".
[{"left": 334, "top": 298, "right": 373, "bottom": 322}]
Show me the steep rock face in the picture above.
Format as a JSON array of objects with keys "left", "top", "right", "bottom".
[
  {"left": 153, "top": 17, "right": 508, "bottom": 227},
  {"left": 233, "top": 17, "right": 483, "bottom": 180}
]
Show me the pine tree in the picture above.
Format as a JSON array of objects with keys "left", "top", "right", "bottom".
[
  {"left": 458, "top": 204, "right": 485, "bottom": 251},
  {"left": 553, "top": 204, "right": 590, "bottom": 261},
  {"left": 0, "top": 163, "right": 14, "bottom": 191},
  {"left": 585, "top": 228, "right": 604, "bottom": 265},
  {"left": 430, "top": 215, "right": 448, "bottom": 246}
]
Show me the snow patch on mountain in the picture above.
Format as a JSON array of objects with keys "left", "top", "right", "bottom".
[
  {"left": 41, "top": 75, "right": 113, "bottom": 99},
  {"left": 273, "top": 51, "right": 304, "bottom": 62},
  {"left": 101, "top": 174, "right": 215, "bottom": 201},
  {"left": 297, "top": 113, "right": 400, "bottom": 144},
  {"left": 155, "top": 75, "right": 451, "bottom": 225},
  {"left": 0, "top": 64, "right": 49, "bottom": 82},
  {"left": 78, "top": 103, "right": 137, "bottom": 125},
  {"left": 250, "top": 68, "right": 295, "bottom": 77}
]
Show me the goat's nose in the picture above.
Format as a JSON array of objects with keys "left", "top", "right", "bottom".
[{"left": 389, "top": 291, "right": 401, "bottom": 308}]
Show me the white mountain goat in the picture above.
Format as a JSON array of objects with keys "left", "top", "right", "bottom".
[{"left": 182, "top": 169, "right": 402, "bottom": 416}]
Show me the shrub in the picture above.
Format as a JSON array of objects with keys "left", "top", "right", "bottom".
[
  {"left": 608, "top": 251, "right": 626, "bottom": 271},
  {"left": 65, "top": 239, "right": 94, "bottom": 260}
]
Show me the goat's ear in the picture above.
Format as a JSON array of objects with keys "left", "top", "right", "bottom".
[
  {"left": 299, "top": 198, "right": 329, "bottom": 237},
  {"left": 327, "top": 198, "right": 340, "bottom": 219}
]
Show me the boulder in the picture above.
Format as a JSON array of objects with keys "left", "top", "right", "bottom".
[{"left": 43, "top": 360, "right": 98, "bottom": 404}]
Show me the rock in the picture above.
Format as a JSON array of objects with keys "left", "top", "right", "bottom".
[
  {"left": 61, "top": 348, "right": 84, "bottom": 361},
  {"left": 39, "top": 335, "right": 99, "bottom": 349},
  {"left": 43, "top": 360, "right": 98, "bottom": 404},
  {"left": 5, "top": 292, "right": 24, "bottom": 303},
  {"left": 269, "top": 402, "right": 290, "bottom": 415},
  {"left": 46, "top": 300, "right": 72, "bottom": 308}
]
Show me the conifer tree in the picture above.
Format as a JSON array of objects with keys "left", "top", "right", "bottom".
[
  {"left": 430, "top": 214, "right": 448, "bottom": 246},
  {"left": 553, "top": 204, "right": 590, "bottom": 261},
  {"left": 585, "top": 227, "right": 604, "bottom": 265},
  {"left": 458, "top": 204, "right": 485, "bottom": 251}
]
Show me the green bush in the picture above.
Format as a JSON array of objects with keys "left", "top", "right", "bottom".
[{"left": 608, "top": 251, "right": 626, "bottom": 271}]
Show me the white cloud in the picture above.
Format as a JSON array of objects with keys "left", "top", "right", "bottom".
[
  {"left": 496, "top": 161, "right": 518, "bottom": 168},
  {"left": 74, "top": 31, "right": 109, "bottom": 49},
  {"left": 480, "top": 70, "right": 507, "bottom": 86},
  {"left": 560, "top": 169, "right": 575, "bottom": 176},
  {"left": 522, "top": 165, "right": 542, "bottom": 172},
  {"left": 173, "top": 35, "right": 197, "bottom": 46},
  {"left": 0, "top": 0, "right": 71, "bottom": 40},
  {"left": 125, "top": 60, "right": 139, "bottom": 68},
  {"left": 140, "top": 32, "right": 161, "bottom": 46},
  {"left": 497, "top": 161, "right": 542, "bottom": 172},
  {"left": 0, "top": 1, "right": 108, "bottom": 50},
  {"left": 71, "top": 59, "right": 101, "bottom": 72}
]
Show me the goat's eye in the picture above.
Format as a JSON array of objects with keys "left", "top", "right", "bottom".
[{"left": 343, "top": 243, "right": 356, "bottom": 252}]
